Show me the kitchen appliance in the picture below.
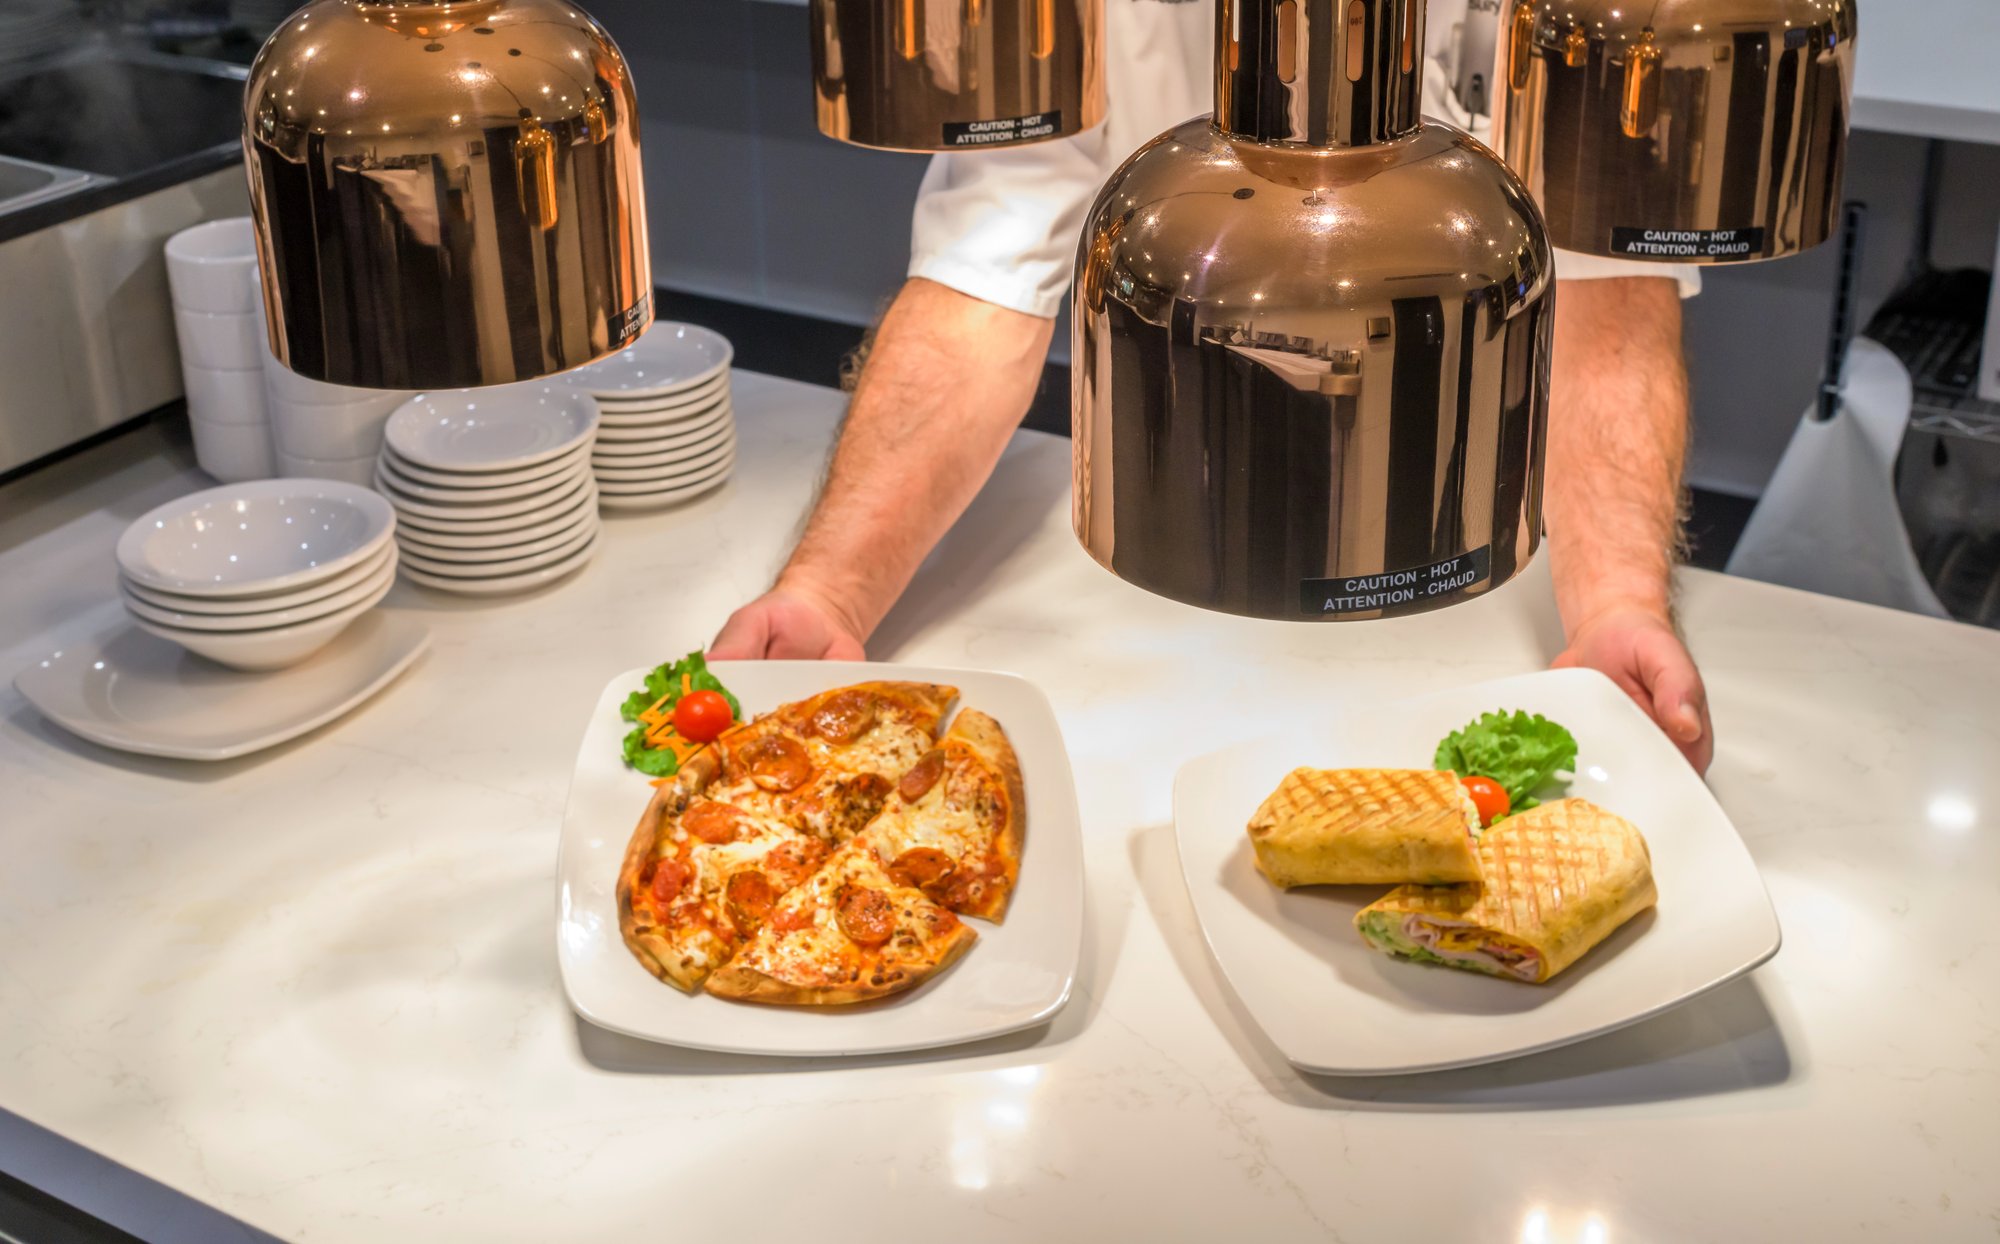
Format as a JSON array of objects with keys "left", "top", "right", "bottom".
[
  {"left": 810, "top": 0, "right": 1104, "bottom": 151},
  {"left": 1489, "top": 0, "right": 1857, "bottom": 263},
  {"left": 243, "top": 0, "right": 652, "bottom": 390},
  {"left": 1070, "top": 0, "right": 1555, "bottom": 622}
]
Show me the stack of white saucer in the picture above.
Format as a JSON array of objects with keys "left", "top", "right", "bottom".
[
  {"left": 571, "top": 323, "right": 737, "bottom": 510},
  {"left": 116, "top": 480, "right": 398, "bottom": 671},
  {"left": 375, "top": 379, "right": 604, "bottom": 596}
]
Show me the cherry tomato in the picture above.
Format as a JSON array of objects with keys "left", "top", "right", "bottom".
[
  {"left": 672, "top": 689, "right": 734, "bottom": 742},
  {"left": 1461, "top": 775, "right": 1510, "bottom": 828}
]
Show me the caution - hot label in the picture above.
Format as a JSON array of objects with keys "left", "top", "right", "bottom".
[
  {"left": 941, "top": 111, "right": 1062, "bottom": 147},
  {"left": 1609, "top": 226, "right": 1766, "bottom": 261},
  {"left": 1300, "top": 547, "right": 1493, "bottom": 617}
]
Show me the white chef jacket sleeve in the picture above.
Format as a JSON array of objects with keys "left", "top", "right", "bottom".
[
  {"left": 906, "top": 126, "right": 1114, "bottom": 320},
  {"left": 1419, "top": 55, "right": 1701, "bottom": 299}
]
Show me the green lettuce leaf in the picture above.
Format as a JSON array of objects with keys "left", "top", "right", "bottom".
[
  {"left": 617, "top": 652, "right": 743, "bottom": 775},
  {"left": 1434, "top": 709, "right": 1578, "bottom": 813}
]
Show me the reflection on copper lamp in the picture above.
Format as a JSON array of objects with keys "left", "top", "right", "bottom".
[
  {"left": 1490, "top": 0, "right": 1858, "bottom": 263},
  {"left": 242, "top": 0, "right": 652, "bottom": 389}
]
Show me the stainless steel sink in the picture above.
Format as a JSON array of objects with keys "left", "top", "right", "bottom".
[{"left": 0, "top": 153, "right": 98, "bottom": 217}]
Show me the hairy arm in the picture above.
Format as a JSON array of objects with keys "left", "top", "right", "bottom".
[
  {"left": 711, "top": 277, "right": 1053, "bottom": 658},
  {"left": 1545, "top": 276, "right": 1713, "bottom": 770}
]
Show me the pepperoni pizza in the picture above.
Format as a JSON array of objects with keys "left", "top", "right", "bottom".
[{"left": 616, "top": 680, "right": 1026, "bottom": 1005}]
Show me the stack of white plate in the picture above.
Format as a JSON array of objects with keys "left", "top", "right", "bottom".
[
  {"left": 571, "top": 323, "right": 737, "bottom": 510},
  {"left": 376, "top": 379, "right": 604, "bottom": 595},
  {"left": 115, "top": 480, "right": 398, "bottom": 672}
]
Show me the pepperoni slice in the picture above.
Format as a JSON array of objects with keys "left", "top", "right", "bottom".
[
  {"left": 682, "top": 801, "right": 741, "bottom": 844},
  {"left": 809, "top": 690, "right": 879, "bottom": 744},
  {"left": 898, "top": 749, "right": 946, "bottom": 802},
  {"left": 649, "top": 858, "right": 691, "bottom": 906},
  {"left": 770, "top": 837, "right": 830, "bottom": 884},
  {"left": 887, "top": 847, "right": 956, "bottom": 895},
  {"left": 834, "top": 884, "right": 896, "bottom": 948},
  {"left": 724, "top": 869, "right": 777, "bottom": 933},
  {"left": 741, "top": 735, "right": 812, "bottom": 793}
]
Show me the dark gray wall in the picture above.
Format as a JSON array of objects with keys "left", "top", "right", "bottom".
[{"left": 599, "top": 0, "right": 2000, "bottom": 497}]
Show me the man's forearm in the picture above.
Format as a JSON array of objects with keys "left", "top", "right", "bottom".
[
  {"left": 1545, "top": 277, "right": 1690, "bottom": 632},
  {"left": 777, "top": 277, "right": 1055, "bottom": 639}
]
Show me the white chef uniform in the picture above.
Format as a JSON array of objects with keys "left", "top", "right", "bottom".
[{"left": 907, "top": 0, "right": 1699, "bottom": 319}]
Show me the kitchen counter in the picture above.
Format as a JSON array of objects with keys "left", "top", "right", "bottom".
[{"left": 2, "top": 373, "right": 1997, "bottom": 1243}]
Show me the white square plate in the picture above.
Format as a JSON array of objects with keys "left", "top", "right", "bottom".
[
  {"left": 1172, "top": 668, "right": 1780, "bottom": 1076},
  {"left": 556, "top": 661, "right": 1083, "bottom": 1057}
]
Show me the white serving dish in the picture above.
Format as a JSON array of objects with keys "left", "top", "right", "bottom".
[
  {"left": 266, "top": 387, "right": 404, "bottom": 459},
  {"left": 376, "top": 450, "right": 588, "bottom": 503},
  {"left": 395, "top": 519, "right": 595, "bottom": 578},
  {"left": 390, "top": 484, "right": 599, "bottom": 544},
  {"left": 14, "top": 610, "right": 430, "bottom": 761},
  {"left": 593, "top": 371, "right": 729, "bottom": 415},
  {"left": 391, "top": 477, "right": 599, "bottom": 536},
  {"left": 397, "top": 509, "right": 594, "bottom": 563},
  {"left": 384, "top": 381, "right": 598, "bottom": 472},
  {"left": 189, "top": 412, "right": 276, "bottom": 484},
  {"left": 595, "top": 470, "right": 731, "bottom": 511},
  {"left": 1171, "top": 667, "right": 1782, "bottom": 1077},
  {"left": 261, "top": 349, "right": 419, "bottom": 410},
  {"left": 381, "top": 439, "right": 588, "bottom": 489},
  {"left": 589, "top": 426, "right": 732, "bottom": 470},
  {"left": 273, "top": 448, "right": 377, "bottom": 488},
  {"left": 183, "top": 362, "right": 269, "bottom": 425},
  {"left": 592, "top": 402, "right": 732, "bottom": 443},
  {"left": 117, "top": 479, "right": 394, "bottom": 597},
  {"left": 374, "top": 459, "right": 590, "bottom": 521},
  {"left": 571, "top": 321, "right": 731, "bottom": 398},
  {"left": 121, "top": 543, "right": 394, "bottom": 615},
  {"left": 556, "top": 661, "right": 1083, "bottom": 1056},
  {"left": 120, "top": 555, "right": 394, "bottom": 631},
  {"left": 591, "top": 435, "right": 735, "bottom": 483},
  {"left": 173, "top": 305, "right": 265, "bottom": 372},
  {"left": 594, "top": 399, "right": 731, "bottom": 440},
  {"left": 130, "top": 573, "right": 393, "bottom": 670},
  {"left": 164, "top": 217, "right": 262, "bottom": 315},
  {"left": 398, "top": 532, "right": 599, "bottom": 595},
  {"left": 594, "top": 450, "right": 735, "bottom": 497}
]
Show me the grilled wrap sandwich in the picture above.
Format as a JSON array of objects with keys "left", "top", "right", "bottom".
[
  {"left": 1247, "top": 768, "right": 1483, "bottom": 886},
  {"left": 1355, "top": 798, "right": 1656, "bottom": 983}
]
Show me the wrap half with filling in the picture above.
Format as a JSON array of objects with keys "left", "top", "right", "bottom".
[
  {"left": 1247, "top": 768, "right": 1482, "bottom": 886},
  {"left": 1355, "top": 798, "right": 1656, "bottom": 984}
]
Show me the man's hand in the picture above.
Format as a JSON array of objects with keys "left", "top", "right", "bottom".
[
  {"left": 710, "top": 581, "right": 867, "bottom": 661},
  {"left": 1552, "top": 605, "right": 1713, "bottom": 773}
]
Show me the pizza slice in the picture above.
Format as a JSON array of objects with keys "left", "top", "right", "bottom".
[
  {"left": 846, "top": 709, "right": 1025, "bottom": 922},
  {"left": 708, "top": 681, "right": 960, "bottom": 842},
  {"left": 616, "top": 779, "right": 830, "bottom": 993},
  {"left": 704, "top": 842, "right": 976, "bottom": 1005}
]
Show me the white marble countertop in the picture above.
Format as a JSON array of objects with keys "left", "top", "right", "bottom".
[{"left": 1, "top": 373, "right": 1996, "bottom": 1243}]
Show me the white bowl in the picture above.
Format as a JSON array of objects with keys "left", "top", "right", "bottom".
[
  {"left": 376, "top": 447, "right": 588, "bottom": 503},
  {"left": 396, "top": 517, "right": 596, "bottom": 577},
  {"left": 273, "top": 450, "right": 378, "bottom": 488},
  {"left": 174, "top": 305, "right": 267, "bottom": 372},
  {"left": 384, "top": 380, "right": 598, "bottom": 472},
  {"left": 387, "top": 484, "right": 599, "bottom": 544},
  {"left": 592, "top": 434, "right": 735, "bottom": 483},
  {"left": 570, "top": 322, "right": 731, "bottom": 398},
  {"left": 188, "top": 413, "right": 277, "bottom": 484},
  {"left": 397, "top": 508, "right": 595, "bottom": 563},
  {"left": 122, "top": 542, "right": 395, "bottom": 616},
  {"left": 374, "top": 459, "right": 590, "bottom": 522},
  {"left": 118, "top": 479, "right": 395, "bottom": 597},
  {"left": 262, "top": 349, "right": 417, "bottom": 409},
  {"left": 121, "top": 555, "right": 394, "bottom": 631},
  {"left": 380, "top": 439, "right": 588, "bottom": 489},
  {"left": 165, "top": 218, "right": 261, "bottom": 315},
  {"left": 131, "top": 574, "right": 393, "bottom": 671},
  {"left": 267, "top": 387, "right": 405, "bottom": 459},
  {"left": 184, "top": 363, "right": 269, "bottom": 425}
]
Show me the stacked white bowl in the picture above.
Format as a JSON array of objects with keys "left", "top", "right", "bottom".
[
  {"left": 376, "top": 379, "right": 604, "bottom": 595},
  {"left": 264, "top": 353, "right": 416, "bottom": 488},
  {"left": 116, "top": 481, "right": 398, "bottom": 672},
  {"left": 571, "top": 323, "right": 737, "bottom": 509},
  {"left": 165, "top": 219, "right": 276, "bottom": 483}
]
